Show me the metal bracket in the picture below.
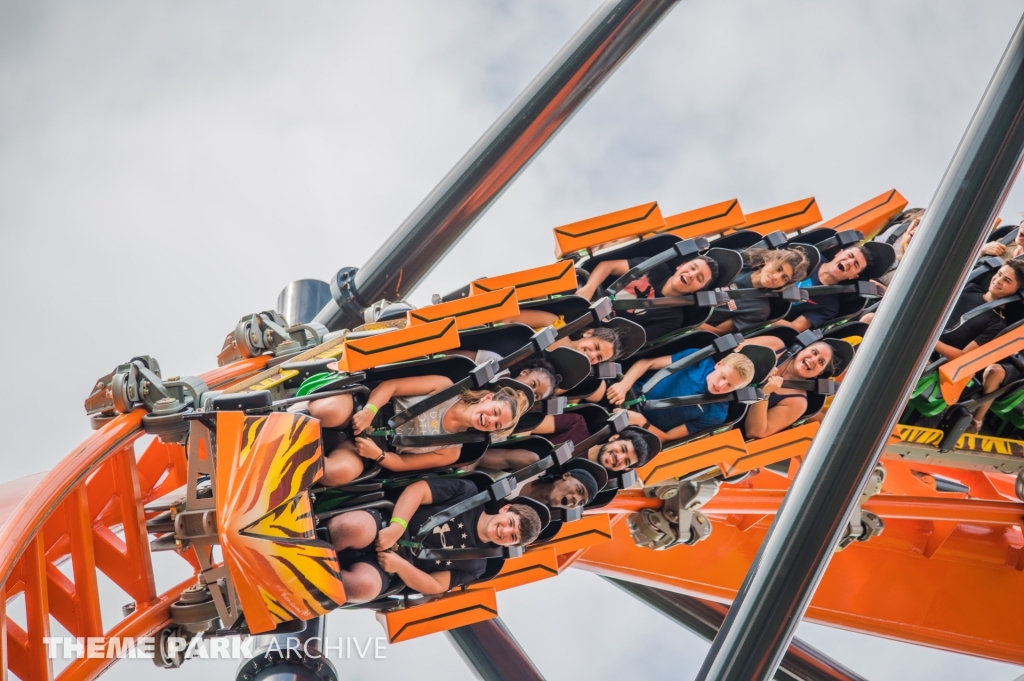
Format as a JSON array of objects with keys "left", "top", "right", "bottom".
[
  {"left": 535, "top": 396, "right": 567, "bottom": 415},
  {"left": 836, "top": 466, "right": 886, "bottom": 551},
  {"left": 755, "top": 231, "right": 789, "bottom": 250},
  {"left": 550, "top": 506, "right": 583, "bottom": 523},
  {"left": 85, "top": 356, "right": 208, "bottom": 440},
  {"left": 781, "top": 287, "right": 809, "bottom": 302},
  {"left": 530, "top": 326, "right": 558, "bottom": 352},
  {"left": 593, "top": 362, "right": 622, "bottom": 380},
  {"left": 146, "top": 419, "right": 242, "bottom": 632},
  {"left": 694, "top": 290, "right": 730, "bottom": 307},
  {"left": 836, "top": 506, "right": 885, "bottom": 550},
  {"left": 217, "top": 310, "right": 329, "bottom": 366},
  {"left": 713, "top": 333, "right": 742, "bottom": 354},
  {"left": 627, "top": 479, "right": 719, "bottom": 550}
]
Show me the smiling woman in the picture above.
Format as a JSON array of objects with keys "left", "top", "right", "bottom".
[{"left": 307, "top": 377, "right": 531, "bottom": 486}]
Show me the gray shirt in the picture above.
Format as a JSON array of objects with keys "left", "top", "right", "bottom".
[{"left": 392, "top": 395, "right": 461, "bottom": 454}]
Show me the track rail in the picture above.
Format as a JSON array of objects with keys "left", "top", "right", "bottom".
[{"left": 0, "top": 359, "right": 267, "bottom": 681}]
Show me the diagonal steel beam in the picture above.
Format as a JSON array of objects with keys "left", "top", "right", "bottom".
[
  {"left": 314, "top": 0, "right": 681, "bottom": 331},
  {"left": 604, "top": 578, "right": 867, "bottom": 681},
  {"left": 696, "top": 13, "right": 1024, "bottom": 681},
  {"left": 447, "top": 617, "right": 545, "bottom": 681}
]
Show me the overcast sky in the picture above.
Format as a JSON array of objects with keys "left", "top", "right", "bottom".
[{"left": 4, "top": 1, "right": 1024, "bottom": 679}]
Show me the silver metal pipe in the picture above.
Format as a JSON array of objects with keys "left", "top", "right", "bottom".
[
  {"left": 447, "top": 617, "right": 545, "bottom": 681},
  {"left": 603, "top": 579, "right": 866, "bottom": 681},
  {"left": 313, "top": 0, "right": 681, "bottom": 330},
  {"left": 277, "top": 279, "right": 331, "bottom": 325},
  {"left": 696, "top": 13, "right": 1024, "bottom": 681}
]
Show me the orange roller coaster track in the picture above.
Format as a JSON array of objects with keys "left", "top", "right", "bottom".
[{"left": 0, "top": 359, "right": 267, "bottom": 681}]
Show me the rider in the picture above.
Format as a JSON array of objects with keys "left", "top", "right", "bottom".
[
  {"left": 933, "top": 260, "right": 1024, "bottom": 362},
  {"left": 574, "top": 254, "right": 724, "bottom": 341},
  {"left": 518, "top": 464, "right": 602, "bottom": 510},
  {"left": 606, "top": 351, "right": 757, "bottom": 442},
  {"left": 326, "top": 478, "right": 543, "bottom": 601},
  {"left": 702, "top": 248, "right": 810, "bottom": 334},
  {"left": 452, "top": 351, "right": 561, "bottom": 401},
  {"left": 477, "top": 424, "right": 653, "bottom": 473},
  {"left": 741, "top": 336, "right": 853, "bottom": 439},
  {"left": 308, "top": 376, "right": 531, "bottom": 486},
  {"left": 775, "top": 242, "right": 893, "bottom": 332}
]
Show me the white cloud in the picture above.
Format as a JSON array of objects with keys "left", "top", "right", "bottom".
[{"left": 2, "top": 1, "right": 1023, "bottom": 679}]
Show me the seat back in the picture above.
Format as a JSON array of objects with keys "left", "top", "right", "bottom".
[
  {"left": 631, "top": 330, "right": 719, "bottom": 363},
  {"left": 580, "top": 234, "right": 682, "bottom": 272},
  {"left": 664, "top": 402, "right": 749, "bottom": 449}
]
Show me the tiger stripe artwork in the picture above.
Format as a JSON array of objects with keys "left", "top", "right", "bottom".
[{"left": 216, "top": 411, "right": 347, "bottom": 633}]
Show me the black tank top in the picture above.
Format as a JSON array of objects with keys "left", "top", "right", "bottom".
[
  {"left": 768, "top": 392, "right": 807, "bottom": 409},
  {"left": 739, "top": 391, "right": 808, "bottom": 439}
]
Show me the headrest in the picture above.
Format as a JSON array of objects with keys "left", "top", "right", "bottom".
[
  {"left": 703, "top": 248, "right": 744, "bottom": 290},
  {"left": 485, "top": 434, "right": 557, "bottom": 457},
  {"left": 633, "top": 329, "right": 718, "bottom": 362},
  {"left": 790, "top": 227, "right": 842, "bottom": 259},
  {"left": 736, "top": 345, "right": 777, "bottom": 385},
  {"left": 581, "top": 234, "right": 681, "bottom": 272},
  {"left": 543, "top": 347, "right": 591, "bottom": 392},
  {"left": 988, "top": 224, "right": 1020, "bottom": 242},
  {"left": 859, "top": 241, "right": 896, "bottom": 281},
  {"left": 507, "top": 496, "right": 551, "bottom": 534},
  {"left": 713, "top": 231, "right": 765, "bottom": 252},
  {"left": 824, "top": 321, "right": 868, "bottom": 342},
  {"left": 746, "top": 326, "right": 799, "bottom": 348},
  {"left": 492, "top": 377, "right": 536, "bottom": 416},
  {"left": 603, "top": 317, "right": 646, "bottom": 360},
  {"left": 821, "top": 339, "right": 855, "bottom": 378},
  {"left": 787, "top": 243, "right": 821, "bottom": 282},
  {"left": 621, "top": 425, "right": 661, "bottom": 468}
]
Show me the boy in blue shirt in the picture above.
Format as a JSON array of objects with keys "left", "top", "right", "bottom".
[{"left": 607, "top": 349, "right": 755, "bottom": 442}]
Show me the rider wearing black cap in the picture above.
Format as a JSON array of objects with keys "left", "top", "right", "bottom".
[{"left": 518, "top": 459, "right": 608, "bottom": 509}]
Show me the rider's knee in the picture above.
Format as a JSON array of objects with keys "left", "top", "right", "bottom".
[
  {"left": 340, "top": 562, "right": 385, "bottom": 603},
  {"left": 327, "top": 510, "right": 377, "bottom": 551}
]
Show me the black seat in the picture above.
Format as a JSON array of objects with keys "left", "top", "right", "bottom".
[
  {"left": 209, "top": 390, "right": 273, "bottom": 411},
  {"left": 364, "top": 355, "right": 477, "bottom": 384},
  {"left": 663, "top": 402, "right": 749, "bottom": 448},
  {"left": 580, "top": 234, "right": 684, "bottom": 272},
  {"left": 629, "top": 329, "right": 720, "bottom": 364},
  {"left": 712, "top": 231, "right": 765, "bottom": 252}
]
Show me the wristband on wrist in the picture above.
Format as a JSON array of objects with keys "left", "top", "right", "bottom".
[
  {"left": 390, "top": 517, "right": 408, "bottom": 530},
  {"left": 365, "top": 403, "right": 379, "bottom": 415}
]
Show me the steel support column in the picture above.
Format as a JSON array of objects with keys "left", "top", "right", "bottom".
[
  {"left": 447, "top": 617, "right": 545, "bottom": 681},
  {"left": 604, "top": 579, "right": 866, "bottom": 681},
  {"left": 313, "top": 0, "right": 680, "bottom": 331},
  {"left": 696, "top": 15, "right": 1024, "bottom": 681}
]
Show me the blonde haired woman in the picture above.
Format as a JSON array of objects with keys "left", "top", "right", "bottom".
[{"left": 309, "top": 377, "right": 531, "bottom": 486}]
